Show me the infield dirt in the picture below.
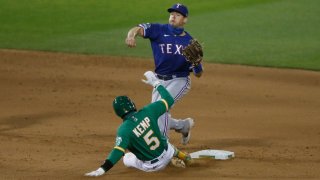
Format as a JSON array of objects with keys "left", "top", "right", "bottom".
[{"left": 1, "top": 49, "right": 319, "bottom": 179}]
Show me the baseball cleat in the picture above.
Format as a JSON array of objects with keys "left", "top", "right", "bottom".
[
  {"left": 181, "top": 118, "right": 194, "bottom": 145},
  {"left": 171, "top": 154, "right": 193, "bottom": 168},
  {"left": 171, "top": 157, "right": 186, "bottom": 168}
]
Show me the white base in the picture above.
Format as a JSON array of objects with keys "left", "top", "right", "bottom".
[{"left": 190, "top": 149, "right": 235, "bottom": 160}]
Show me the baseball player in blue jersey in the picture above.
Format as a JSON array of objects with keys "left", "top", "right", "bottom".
[{"left": 125, "top": 3, "right": 203, "bottom": 145}]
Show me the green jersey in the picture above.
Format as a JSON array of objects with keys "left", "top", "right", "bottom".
[{"left": 107, "top": 85, "right": 174, "bottom": 164}]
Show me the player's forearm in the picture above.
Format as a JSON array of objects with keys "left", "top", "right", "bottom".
[
  {"left": 156, "top": 85, "right": 174, "bottom": 108},
  {"left": 100, "top": 159, "right": 114, "bottom": 172},
  {"left": 100, "top": 148, "right": 124, "bottom": 173},
  {"left": 127, "top": 26, "right": 143, "bottom": 39}
]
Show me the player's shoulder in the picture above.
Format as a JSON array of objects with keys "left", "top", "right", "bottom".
[
  {"left": 117, "top": 121, "right": 133, "bottom": 134},
  {"left": 183, "top": 31, "right": 193, "bottom": 39},
  {"left": 135, "top": 104, "right": 155, "bottom": 118},
  {"left": 137, "top": 105, "right": 151, "bottom": 116},
  {"left": 143, "top": 101, "right": 166, "bottom": 113},
  {"left": 139, "top": 23, "right": 165, "bottom": 29}
]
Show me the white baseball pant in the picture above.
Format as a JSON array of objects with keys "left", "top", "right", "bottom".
[
  {"left": 152, "top": 77, "right": 191, "bottom": 137},
  {"left": 123, "top": 143, "right": 175, "bottom": 172}
]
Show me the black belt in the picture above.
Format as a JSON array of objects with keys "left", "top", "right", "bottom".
[
  {"left": 156, "top": 74, "right": 187, "bottom": 81},
  {"left": 148, "top": 146, "right": 168, "bottom": 164},
  {"left": 150, "top": 158, "right": 159, "bottom": 164}
]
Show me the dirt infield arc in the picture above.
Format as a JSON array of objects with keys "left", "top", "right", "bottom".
[{"left": 0, "top": 49, "right": 319, "bottom": 179}]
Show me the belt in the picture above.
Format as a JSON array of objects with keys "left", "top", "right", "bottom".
[
  {"left": 150, "top": 158, "right": 159, "bottom": 164},
  {"left": 156, "top": 74, "right": 187, "bottom": 81},
  {"left": 147, "top": 146, "right": 168, "bottom": 164}
]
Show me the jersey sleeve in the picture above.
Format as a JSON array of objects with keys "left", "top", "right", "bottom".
[
  {"left": 142, "top": 85, "right": 174, "bottom": 119},
  {"left": 144, "top": 85, "right": 174, "bottom": 119},
  {"left": 138, "top": 23, "right": 161, "bottom": 40},
  {"left": 156, "top": 85, "right": 174, "bottom": 108},
  {"left": 143, "top": 101, "right": 167, "bottom": 121},
  {"left": 106, "top": 126, "right": 130, "bottom": 164}
]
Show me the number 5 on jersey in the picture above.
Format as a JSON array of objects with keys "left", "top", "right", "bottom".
[{"left": 143, "top": 130, "right": 160, "bottom": 150}]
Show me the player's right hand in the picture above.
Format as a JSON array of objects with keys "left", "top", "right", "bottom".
[
  {"left": 142, "top": 71, "right": 161, "bottom": 88},
  {"left": 125, "top": 37, "right": 136, "bottom": 48},
  {"left": 84, "top": 167, "right": 105, "bottom": 177}
]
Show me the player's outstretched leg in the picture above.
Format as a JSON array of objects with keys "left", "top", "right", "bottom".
[
  {"left": 180, "top": 118, "right": 194, "bottom": 145},
  {"left": 171, "top": 118, "right": 194, "bottom": 145},
  {"left": 170, "top": 117, "right": 195, "bottom": 145}
]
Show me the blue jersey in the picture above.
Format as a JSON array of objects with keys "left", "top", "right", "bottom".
[{"left": 139, "top": 23, "right": 193, "bottom": 77}]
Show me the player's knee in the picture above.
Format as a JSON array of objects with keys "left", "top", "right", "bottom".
[{"left": 123, "top": 152, "right": 135, "bottom": 167}]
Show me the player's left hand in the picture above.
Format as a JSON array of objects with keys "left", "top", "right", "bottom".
[
  {"left": 84, "top": 167, "right": 105, "bottom": 177},
  {"left": 182, "top": 39, "right": 203, "bottom": 66}
]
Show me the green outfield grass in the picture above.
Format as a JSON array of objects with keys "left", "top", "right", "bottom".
[{"left": 0, "top": 0, "right": 319, "bottom": 70}]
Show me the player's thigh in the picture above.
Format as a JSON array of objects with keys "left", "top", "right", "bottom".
[
  {"left": 152, "top": 78, "right": 191, "bottom": 102},
  {"left": 166, "top": 78, "right": 191, "bottom": 101},
  {"left": 123, "top": 152, "right": 144, "bottom": 170}
]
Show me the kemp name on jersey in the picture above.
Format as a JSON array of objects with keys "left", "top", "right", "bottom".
[{"left": 132, "top": 117, "right": 151, "bottom": 138}]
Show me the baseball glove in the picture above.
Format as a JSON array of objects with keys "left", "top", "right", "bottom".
[{"left": 182, "top": 39, "right": 203, "bottom": 66}]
